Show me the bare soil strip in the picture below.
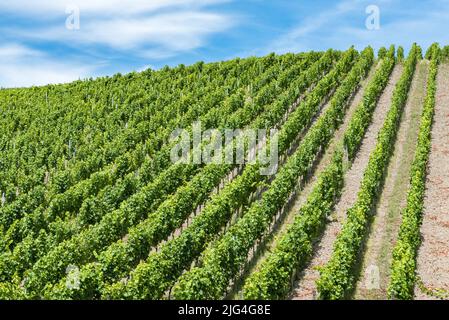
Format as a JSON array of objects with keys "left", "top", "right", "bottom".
[
  {"left": 415, "top": 63, "right": 449, "bottom": 300},
  {"left": 291, "top": 64, "right": 404, "bottom": 300},
  {"left": 227, "top": 81, "right": 341, "bottom": 299},
  {"left": 354, "top": 61, "right": 429, "bottom": 299},
  {"left": 282, "top": 63, "right": 380, "bottom": 238},
  {"left": 228, "top": 62, "right": 378, "bottom": 300}
]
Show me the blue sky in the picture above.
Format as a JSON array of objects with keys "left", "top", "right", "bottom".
[{"left": 1, "top": 0, "right": 448, "bottom": 87}]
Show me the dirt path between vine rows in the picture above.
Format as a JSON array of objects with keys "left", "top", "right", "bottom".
[
  {"left": 291, "top": 63, "right": 404, "bottom": 300},
  {"left": 354, "top": 60, "right": 429, "bottom": 299},
  {"left": 229, "top": 60, "right": 380, "bottom": 300},
  {"left": 268, "top": 61, "right": 380, "bottom": 248},
  {"left": 415, "top": 63, "right": 449, "bottom": 300},
  {"left": 278, "top": 62, "right": 380, "bottom": 237}
]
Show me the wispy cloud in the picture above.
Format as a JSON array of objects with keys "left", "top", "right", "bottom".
[
  {"left": 284, "top": 0, "right": 361, "bottom": 39},
  {"left": 267, "top": 0, "right": 449, "bottom": 53},
  {"left": 269, "top": 0, "right": 363, "bottom": 53},
  {"left": 2, "top": 0, "right": 447, "bottom": 88},
  {"left": 2, "top": 1, "right": 236, "bottom": 58},
  {"left": 0, "top": 0, "right": 231, "bottom": 16},
  {"left": 13, "top": 11, "right": 234, "bottom": 55},
  {"left": 0, "top": 43, "right": 94, "bottom": 88},
  {"left": 0, "top": 43, "right": 42, "bottom": 59},
  {"left": 0, "top": 0, "right": 236, "bottom": 86},
  {"left": 335, "top": 7, "right": 449, "bottom": 50}
]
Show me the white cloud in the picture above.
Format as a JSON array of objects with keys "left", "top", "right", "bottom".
[
  {"left": 22, "top": 11, "right": 233, "bottom": 52},
  {"left": 269, "top": 0, "right": 362, "bottom": 53},
  {"left": 0, "top": 43, "right": 42, "bottom": 59},
  {"left": 0, "top": 63, "right": 92, "bottom": 88},
  {"left": 0, "top": 1, "right": 236, "bottom": 87},
  {"left": 0, "top": 0, "right": 230, "bottom": 16},
  {"left": 286, "top": 0, "right": 360, "bottom": 39},
  {"left": 0, "top": 43, "right": 94, "bottom": 88},
  {"left": 3, "top": 1, "right": 235, "bottom": 61},
  {"left": 267, "top": 0, "right": 449, "bottom": 54},
  {"left": 336, "top": 13, "right": 449, "bottom": 51}
]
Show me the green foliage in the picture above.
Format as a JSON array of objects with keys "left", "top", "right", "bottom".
[
  {"left": 397, "top": 46, "right": 404, "bottom": 62},
  {"left": 1, "top": 52, "right": 307, "bottom": 293},
  {"left": 343, "top": 46, "right": 395, "bottom": 161},
  {"left": 18, "top": 53, "right": 310, "bottom": 297},
  {"left": 441, "top": 45, "right": 449, "bottom": 61},
  {"left": 99, "top": 48, "right": 355, "bottom": 300},
  {"left": 316, "top": 44, "right": 420, "bottom": 300},
  {"left": 425, "top": 43, "right": 441, "bottom": 61},
  {"left": 378, "top": 47, "right": 387, "bottom": 59},
  {"left": 171, "top": 48, "right": 373, "bottom": 300},
  {"left": 1, "top": 44, "right": 432, "bottom": 301},
  {"left": 242, "top": 151, "right": 344, "bottom": 300},
  {"left": 4, "top": 51, "right": 328, "bottom": 298},
  {"left": 242, "top": 49, "right": 401, "bottom": 300},
  {"left": 388, "top": 43, "right": 440, "bottom": 300}
]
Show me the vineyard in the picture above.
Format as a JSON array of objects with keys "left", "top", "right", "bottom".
[{"left": 0, "top": 43, "right": 448, "bottom": 300}]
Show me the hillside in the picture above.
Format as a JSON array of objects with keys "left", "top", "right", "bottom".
[{"left": 0, "top": 44, "right": 448, "bottom": 300}]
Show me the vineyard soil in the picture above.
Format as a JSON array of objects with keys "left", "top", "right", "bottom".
[
  {"left": 354, "top": 60, "right": 429, "bottom": 299},
  {"left": 415, "top": 63, "right": 449, "bottom": 299},
  {"left": 1, "top": 45, "right": 449, "bottom": 301},
  {"left": 291, "top": 63, "right": 404, "bottom": 300}
]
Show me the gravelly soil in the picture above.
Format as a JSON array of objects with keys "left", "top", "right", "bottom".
[
  {"left": 354, "top": 61, "right": 429, "bottom": 299},
  {"left": 291, "top": 64, "right": 404, "bottom": 300},
  {"left": 233, "top": 60, "right": 380, "bottom": 300},
  {"left": 415, "top": 63, "right": 449, "bottom": 300},
  {"left": 282, "top": 62, "right": 380, "bottom": 240}
]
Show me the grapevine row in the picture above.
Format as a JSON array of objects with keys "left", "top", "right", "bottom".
[
  {"left": 171, "top": 47, "right": 373, "bottom": 300},
  {"left": 14, "top": 52, "right": 325, "bottom": 297},
  {"left": 316, "top": 44, "right": 420, "bottom": 300},
  {"left": 36, "top": 50, "right": 338, "bottom": 298},
  {"left": 0, "top": 55, "right": 281, "bottom": 231},
  {"left": 0, "top": 63, "right": 213, "bottom": 204},
  {"left": 387, "top": 43, "right": 440, "bottom": 300},
  {"left": 242, "top": 49, "right": 397, "bottom": 299},
  {"left": 43, "top": 51, "right": 338, "bottom": 299},
  {"left": 99, "top": 48, "right": 357, "bottom": 300},
  {"left": 0, "top": 55, "right": 289, "bottom": 250}
]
